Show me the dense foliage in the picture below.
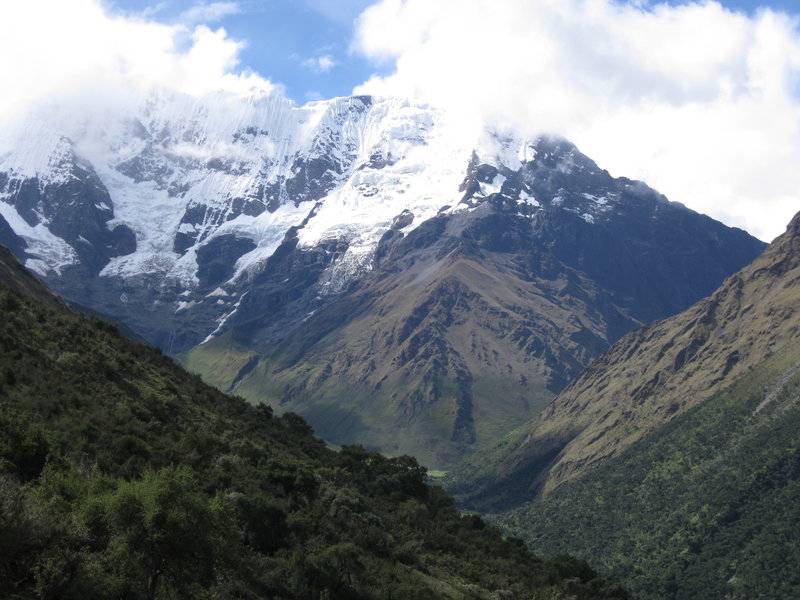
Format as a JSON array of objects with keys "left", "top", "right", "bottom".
[
  {"left": 496, "top": 346, "right": 800, "bottom": 599},
  {"left": 0, "top": 285, "right": 625, "bottom": 600}
]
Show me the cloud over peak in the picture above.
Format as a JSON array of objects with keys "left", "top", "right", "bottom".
[
  {"left": 0, "top": 0, "right": 275, "bottom": 125},
  {"left": 0, "top": 0, "right": 796, "bottom": 240},
  {"left": 354, "top": 0, "right": 800, "bottom": 241}
]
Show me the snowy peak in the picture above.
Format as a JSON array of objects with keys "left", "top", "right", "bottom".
[
  {"left": 456, "top": 135, "right": 665, "bottom": 227},
  {"left": 0, "top": 91, "right": 763, "bottom": 352},
  {"left": 0, "top": 129, "right": 135, "bottom": 276}
]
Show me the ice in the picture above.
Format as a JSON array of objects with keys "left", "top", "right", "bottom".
[
  {"left": 0, "top": 201, "right": 77, "bottom": 273},
  {"left": 0, "top": 87, "right": 580, "bottom": 310},
  {"left": 479, "top": 173, "right": 506, "bottom": 197}
]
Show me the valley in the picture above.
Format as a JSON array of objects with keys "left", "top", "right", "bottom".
[
  {"left": 448, "top": 211, "right": 800, "bottom": 598},
  {"left": 3, "top": 1, "right": 799, "bottom": 598},
  {"left": 0, "top": 93, "right": 764, "bottom": 466},
  {"left": 1, "top": 88, "right": 797, "bottom": 600}
]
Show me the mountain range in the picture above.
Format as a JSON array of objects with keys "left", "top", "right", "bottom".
[
  {"left": 2, "top": 86, "right": 799, "bottom": 599},
  {"left": 448, "top": 210, "right": 800, "bottom": 598},
  {"left": 0, "top": 90, "right": 765, "bottom": 466}
]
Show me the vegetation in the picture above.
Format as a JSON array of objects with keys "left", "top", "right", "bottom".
[
  {"left": 182, "top": 253, "right": 561, "bottom": 472},
  {"left": 0, "top": 284, "right": 625, "bottom": 600},
  {"left": 493, "top": 344, "right": 800, "bottom": 599},
  {"left": 449, "top": 211, "right": 800, "bottom": 512}
]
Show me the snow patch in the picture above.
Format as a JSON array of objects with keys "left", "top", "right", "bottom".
[
  {"left": 479, "top": 173, "right": 506, "bottom": 197},
  {"left": 175, "top": 300, "right": 198, "bottom": 312},
  {"left": 206, "top": 287, "right": 230, "bottom": 297},
  {"left": 582, "top": 192, "right": 609, "bottom": 206},
  {"left": 201, "top": 291, "right": 248, "bottom": 344},
  {"left": 0, "top": 201, "right": 77, "bottom": 273},
  {"left": 519, "top": 189, "right": 540, "bottom": 207}
]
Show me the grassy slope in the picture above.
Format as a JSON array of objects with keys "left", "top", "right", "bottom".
[
  {"left": 497, "top": 341, "right": 800, "bottom": 599},
  {"left": 0, "top": 276, "right": 626, "bottom": 599},
  {"left": 448, "top": 212, "right": 800, "bottom": 504},
  {"left": 187, "top": 252, "right": 610, "bottom": 469},
  {"left": 178, "top": 326, "right": 259, "bottom": 393}
]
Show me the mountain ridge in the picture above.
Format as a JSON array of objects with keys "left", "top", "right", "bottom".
[
  {"left": 0, "top": 90, "right": 766, "bottom": 467},
  {"left": 184, "top": 156, "right": 765, "bottom": 468},
  {"left": 450, "top": 210, "right": 799, "bottom": 508}
]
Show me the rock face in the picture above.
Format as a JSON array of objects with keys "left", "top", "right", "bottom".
[
  {"left": 0, "top": 90, "right": 766, "bottom": 466},
  {"left": 0, "top": 244, "right": 71, "bottom": 311},
  {"left": 183, "top": 136, "right": 764, "bottom": 469},
  {"left": 450, "top": 211, "right": 800, "bottom": 506}
]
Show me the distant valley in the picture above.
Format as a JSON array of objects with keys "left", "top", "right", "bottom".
[{"left": 448, "top": 210, "right": 800, "bottom": 598}]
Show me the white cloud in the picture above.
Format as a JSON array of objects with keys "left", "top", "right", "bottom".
[
  {"left": 302, "top": 55, "right": 337, "bottom": 72},
  {"left": 178, "top": 2, "right": 240, "bottom": 26},
  {"left": 0, "top": 0, "right": 274, "bottom": 126},
  {"left": 305, "top": 90, "right": 326, "bottom": 102},
  {"left": 353, "top": 0, "right": 800, "bottom": 241}
]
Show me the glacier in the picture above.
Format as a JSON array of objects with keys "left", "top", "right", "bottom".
[{"left": 0, "top": 88, "right": 655, "bottom": 350}]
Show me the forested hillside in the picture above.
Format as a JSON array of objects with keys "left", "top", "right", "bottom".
[
  {"left": 500, "top": 343, "right": 800, "bottom": 599},
  {"left": 0, "top": 251, "right": 625, "bottom": 600}
]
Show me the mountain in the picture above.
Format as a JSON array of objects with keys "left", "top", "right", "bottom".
[
  {"left": 180, "top": 137, "right": 764, "bottom": 468},
  {"left": 0, "top": 90, "right": 765, "bottom": 467},
  {"left": 0, "top": 245, "right": 627, "bottom": 600},
  {"left": 1, "top": 92, "right": 494, "bottom": 352},
  {"left": 448, "top": 212, "right": 800, "bottom": 598},
  {"left": 0, "top": 243, "right": 69, "bottom": 310}
]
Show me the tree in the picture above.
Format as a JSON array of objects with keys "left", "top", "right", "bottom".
[{"left": 100, "top": 466, "right": 230, "bottom": 599}]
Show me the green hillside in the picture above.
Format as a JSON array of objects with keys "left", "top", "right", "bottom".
[
  {"left": 497, "top": 342, "right": 800, "bottom": 599},
  {"left": 445, "top": 212, "right": 800, "bottom": 599},
  {"left": 449, "top": 211, "right": 799, "bottom": 506},
  {"left": 0, "top": 264, "right": 625, "bottom": 599}
]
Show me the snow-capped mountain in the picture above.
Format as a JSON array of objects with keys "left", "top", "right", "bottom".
[
  {"left": 0, "top": 90, "right": 767, "bottom": 465},
  {"left": 0, "top": 89, "right": 669, "bottom": 352}
]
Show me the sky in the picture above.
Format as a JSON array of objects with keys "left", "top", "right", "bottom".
[{"left": 1, "top": 0, "right": 799, "bottom": 241}]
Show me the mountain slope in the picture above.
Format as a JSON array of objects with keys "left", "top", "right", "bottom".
[
  {"left": 0, "top": 247, "right": 626, "bottom": 599},
  {"left": 450, "top": 211, "right": 798, "bottom": 506},
  {"left": 0, "top": 93, "right": 764, "bottom": 357},
  {"left": 501, "top": 341, "right": 800, "bottom": 599},
  {"left": 1, "top": 91, "right": 765, "bottom": 468},
  {"left": 184, "top": 139, "right": 764, "bottom": 469},
  {"left": 445, "top": 211, "right": 800, "bottom": 597}
]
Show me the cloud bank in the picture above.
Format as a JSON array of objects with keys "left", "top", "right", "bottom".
[
  {"left": 0, "top": 0, "right": 274, "bottom": 126},
  {"left": 1, "top": 0, "right": 796, "bottom": 240},
  {"left": 353, "top": 0, "right": 800, "bottom": 241}
]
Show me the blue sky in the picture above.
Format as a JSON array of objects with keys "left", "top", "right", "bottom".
[
  {"left": 106, "top": 0, "right": 799, "bottom": 104},
  {"left": 107, "top": 0, "right": 382, "bottom": 102}
]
